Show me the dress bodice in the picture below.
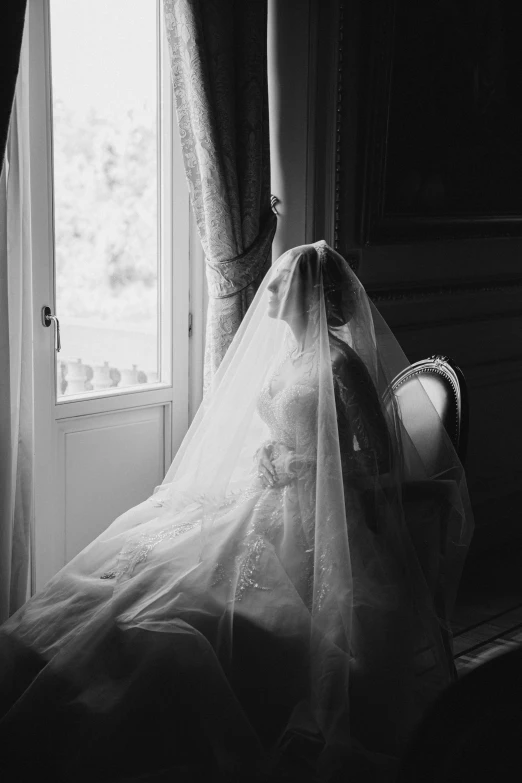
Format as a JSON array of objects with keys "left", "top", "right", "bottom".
[
  {"left": 256, "top": 381, "right": 318, "bottom": 452},
  {"left": 256, "top": 346, "right": 392, "bottom": 480}
]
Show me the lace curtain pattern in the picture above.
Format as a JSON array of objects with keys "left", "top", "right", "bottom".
[{"left": 163, "top": 0, "right": 276, "bottom": 387}]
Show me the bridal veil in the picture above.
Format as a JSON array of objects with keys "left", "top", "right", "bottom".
[{"left": 0, "top": 241, "right": 473, "bottom": 781}]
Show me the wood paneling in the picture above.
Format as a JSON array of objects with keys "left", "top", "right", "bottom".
[
  {"left": 373, "top": 289, "right": 522, "bottom": 551},
  {"left": 330, "top": 0, "right": 522, "bottom": 554}
]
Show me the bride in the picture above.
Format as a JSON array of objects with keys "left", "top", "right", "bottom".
[{"left": 0, "top": 241, "right": 473, "bottom": 782}]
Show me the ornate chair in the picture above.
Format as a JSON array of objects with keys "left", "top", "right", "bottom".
[
  {"left": 386, "top": 354, "right": 468, "bottom": 465},
  {"left": 383, "top": 355, "right": 469, "bottom": 683}
]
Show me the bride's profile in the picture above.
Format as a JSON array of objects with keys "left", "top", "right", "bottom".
[{"left": 0, "top": 241, "right": 473, "bottom": 782}]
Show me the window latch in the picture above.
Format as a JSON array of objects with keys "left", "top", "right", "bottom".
[{"left": 42, "top": 305, "right": 61, "bottom": 352}]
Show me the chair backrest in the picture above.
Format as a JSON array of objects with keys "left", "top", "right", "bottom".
[{"left": 383, "top": 355, "right": 468, "bottom": 467}]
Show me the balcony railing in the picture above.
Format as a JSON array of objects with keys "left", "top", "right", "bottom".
[{"left": 57, "top": 357, "right": 159, "bottom": 397}]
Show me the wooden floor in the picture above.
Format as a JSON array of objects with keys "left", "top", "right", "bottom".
[{"left": 452, "top": 540, "right": 522, "bottom": 676}]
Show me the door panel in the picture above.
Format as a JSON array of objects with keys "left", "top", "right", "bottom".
[
  {"left": 27, "top": 0, "right": 191, "bottom": 592},
  {"left": 35, "top": 403, "right": 170, "bottom": 591},
  {"left": 60, "top": 406, "right": 167, "bottom": 564}
]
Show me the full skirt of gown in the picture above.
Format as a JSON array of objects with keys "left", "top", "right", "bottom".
[{"left": 0, "top": 470, "right": 424, "bottom": 783}]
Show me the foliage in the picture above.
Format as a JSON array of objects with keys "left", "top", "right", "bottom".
[{"left": 53, "top": 99, "right": 158, "bottom": 325}]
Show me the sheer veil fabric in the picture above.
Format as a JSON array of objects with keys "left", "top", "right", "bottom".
[{"left": 0, "top": 242, "right": 473, "bottom": 782}]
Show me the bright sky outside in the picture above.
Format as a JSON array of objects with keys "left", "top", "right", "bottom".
[
  {"left": 50, "top": 0, "right": 157, "bottom": 119},
  {"left": 50, "top": 0, "right": 160, "bottom": 384}
]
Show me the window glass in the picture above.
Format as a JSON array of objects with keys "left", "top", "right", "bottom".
[{"left": 50, "top": 0, "right": 159, "bottom": 397}]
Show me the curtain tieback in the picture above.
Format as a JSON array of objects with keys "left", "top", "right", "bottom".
[{"left": 206, "top": 212, "right": 277, "bottom": 300}]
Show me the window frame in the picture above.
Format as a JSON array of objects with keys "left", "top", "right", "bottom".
[{"left": 26, "top": 0, "right": 205, "bottom": 457}]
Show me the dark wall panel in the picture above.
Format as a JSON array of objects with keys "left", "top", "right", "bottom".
[{"left": 335, "top": 0, "right": 522, "bottom": 554}]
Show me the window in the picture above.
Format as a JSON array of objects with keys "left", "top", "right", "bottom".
[
  {"left": 26, "top": 0, "right": 206, "bottom": 468},
  {"left": 17, "top": 0, "right": 206, "bottom": 589},
  {"left": 49, "top": 0, "right": 163, "bottom": 398}
]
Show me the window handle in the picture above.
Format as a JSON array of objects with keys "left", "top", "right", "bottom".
[{"left": 41, "top": 305, "right": 61, "bottom": 352}]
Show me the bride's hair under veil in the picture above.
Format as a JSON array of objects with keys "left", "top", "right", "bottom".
[{"left": 0, "top": 241, "right": 473, "bottom": 782}]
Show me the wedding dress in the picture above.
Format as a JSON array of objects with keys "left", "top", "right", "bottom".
[{"left": 0, "top": 241, "right": 473, "bottom": 782}]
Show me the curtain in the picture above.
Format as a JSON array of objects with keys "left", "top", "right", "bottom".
[
  {"left": 1, "top": 2, "right": 27, "bottom": 172},
  {"left": 0, "top": 26, "right": 34, "bottom": 622},
  {"left": 162, "top": 0, "right": 276, "bottom": 387}
]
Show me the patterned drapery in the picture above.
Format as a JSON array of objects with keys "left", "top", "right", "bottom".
[{"left": 162, "top": 0, "right": 276, "bottom": 387}]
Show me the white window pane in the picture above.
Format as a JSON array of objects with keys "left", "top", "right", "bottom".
[{"left": 50, "top": 0, "right": 159, "bottom": 398}]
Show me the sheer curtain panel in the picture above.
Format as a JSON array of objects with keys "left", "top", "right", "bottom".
[
  {"left": 0, "top": 29, "right": 34, "bottom": 622},
  {"left": 162, "top": 0, "right": 276, "bottom": 387}
]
